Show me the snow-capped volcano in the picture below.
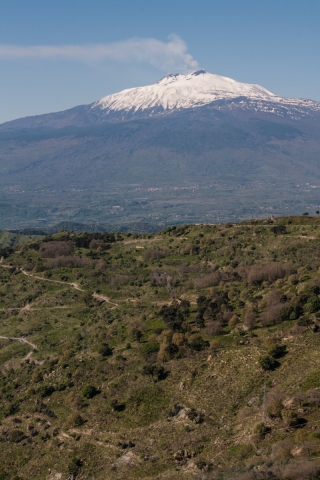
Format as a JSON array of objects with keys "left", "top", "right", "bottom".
[
  {"left": 1, "top": 69, "right": 320, "bottom": 230},
  {"left": 1, "top": 70, "right": 319, "bottom": 132},
  {"left": 92, "top": 70, "right": 320, "bottom": 119}
]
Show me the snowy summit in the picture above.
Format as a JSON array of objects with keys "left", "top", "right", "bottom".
[
  {"left": 92, "top": 70, "right": 320, "bottom": 119},
  {"left": 93, "top": 70, "right": 278, "bottom": 114}
]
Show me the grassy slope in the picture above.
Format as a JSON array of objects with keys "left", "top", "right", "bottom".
[
  {"left": 0, "top": 217, "right": 320, "bottom": 479},
  {"left": 0, "top": 230, "right": 42, "bottom": 248}
]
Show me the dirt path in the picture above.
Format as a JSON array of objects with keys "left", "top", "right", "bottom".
[
  {"left": 1, "top": 261, "right": 119, "bottom": 309},
  {"left": 92, "top": 292, "right": 118, "bottom": 309},
  {"left": 20, "top": 269, "right": 85, "bottom": 291},
  {"left": 0, "top": 335, "right": 37, "bottom": 350},
  {"left": 19, "top": 269, "right": 121, "bottom": 309},
  {"left": 1, "top": 260, "right": 175, "bottom": 311},
  {"left": 123, "top": 237, "right": 161, "bottom": 244}
]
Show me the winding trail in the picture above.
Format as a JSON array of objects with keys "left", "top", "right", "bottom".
[
  {"left": 0, "top": 259, "right": 119, "bottom": 309},
  {"left": 92, "top": 292, "right": 118, "bottom": 309},
  {"left": 20, "top": 268, "right": 84, "bottom": 291},
  {"left": 0, "top": 335, "right": 43, "bottom": 365},
  {"left": 0, "top": 335, "right": 37, "bottom": 350}
]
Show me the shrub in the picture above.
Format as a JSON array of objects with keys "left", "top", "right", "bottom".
[
  {"left": 283, "top": 303, "right": 303, "bottom": 321},
  {"left": 111, "top": 274, "right": 136, "bottom": 287},
  {"left": 267, "top": 399, "right": 283, "bottom": 418},
  {"left": 82, "top": 385, "right": 99, "bottom": 399},
  {"left": 37, "top": 385, "right": 55, "bottom": 398},
  {"left": 66, "top": 413, "right": 85, "bottom": 428},
  {"left": 304, "top": 296, "right": 320, "bottom": 313},
  {"left": 187, "top": 407, "right": 204, "bottom": 424},
  {"left": 8, "top": 429, "right": 24, "bottom": 443},
  {"left": 281, "top": 408, "right": 299, "bottom": 427},
  {"left": 141, "top": 341, "right": 160, "bottom": 358},
  {"left": 271, "top": 439, "right": 293, "bottom": 460},
  {"left": 205, "top": 320, "right": 222, "bottom": 336},
  {"left": 39, "top": 241, "right": 73, "bottom": 258},
  {"left": 281, "top": 462, "right": 320, "bottom": 479},
  {"left": 97, "top": 343, "right": 112, "bottom": 357},
  {"left": 271, "top": 225, "right": 287, "bottom": 235},
  {"left": 188, "top": 334, "right": 210, "bottom": 351},
  {"left": 143, "top": 248, "right": 170, "bottom": 261},
  {"left": 260, "top": 303, "right": 284, "bottom": 326},
  {"left": 194, "top": 273, "right": 221, "bottom": 288},
  {"left": 142, "top": 364, "right": 166, "bottom": 381},
  {"left": 150, "top": 270, "right": 168, "bottom": 286},
  {"left": 252, "top": 422, "right": 268, "bottom": 435},
  {"left": 110, "top": 399, "right": 126, "bottom": 412},
  {"left": 267, "top": 344, "right": 286, "bottom": 358},
  {"left": 247, "top": 263, "right": 294, "bottom": 285},
  {"left": 258, "top": 354, "right": 278, "bottom": 371},
  {"left": 68, "top": 456, "right": 83, "bottom": 477},
  {"left": 244, "top": 311, "right": 256, "bottom": 330},
  {"left": 31, "top": 371, "right": 43, "bottom": 383},
  {"left": 46, "top": 255, "right": 95, "bottom": 269}
]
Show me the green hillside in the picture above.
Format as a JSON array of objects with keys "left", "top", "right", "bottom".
[
  {"left": 1, "top": 217, "right": 320, "bottom": 479},
  {"left": 0, "top": 230, "right": 42, "bottom": 249}
]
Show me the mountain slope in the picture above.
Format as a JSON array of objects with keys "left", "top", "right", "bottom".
[{"left": 1, "top": 218, "right": 320, "bottom": 479}]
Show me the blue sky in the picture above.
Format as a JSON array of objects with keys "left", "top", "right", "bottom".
[{"left": 1, "top": 0, "right": 319, "bottom": 123}]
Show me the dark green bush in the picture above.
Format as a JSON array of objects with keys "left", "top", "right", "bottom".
[
  {"left": 304, "top": 296, "right": 320, "bottom": 313},
  {"left": 82, "top": 385, "right": 99, "bottom": 399},
  {"left": 37, "top": 385, "right": 55, "bottom": 398},
  {"left": 141, "top": 341, "right": 160, "bottom": 358},
  {"left": 97, "top": 342, "right": 112, "bottom": 357},
  {"left": 142, "top": 364, "right": 167, "bottom": 381},
  {"left": 258, "top": 354, "right": 278, "bottom": 371},
  {"left": 8, "top": 429, "right": 24, "bottom": 443},
  {"left": 188, "top": 334, "right": 210, "bottom": 351},
  {"left": 267, "top": 344, "right": 286, "bottom": 358}
]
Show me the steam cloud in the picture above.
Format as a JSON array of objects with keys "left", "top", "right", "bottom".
[{"left": 0, "top": 34, "right": 199, "bottom": 73}]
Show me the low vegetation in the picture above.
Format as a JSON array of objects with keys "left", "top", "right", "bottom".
[{"left": 0, "top": 216, "right": 320, "bottom": 479}]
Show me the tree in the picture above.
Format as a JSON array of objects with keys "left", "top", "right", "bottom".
[
  {"left": 131, "top": 327, "right": 142, "bottom": 342},
  {"left": 159, "top": 304, "right": 187, "bottom": 331},
  {"left": 179, "top": 299, "right": 190, "bottom": 316},
  {"left": 195, "top": 313, "right": 205, "bottom": 329}
]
